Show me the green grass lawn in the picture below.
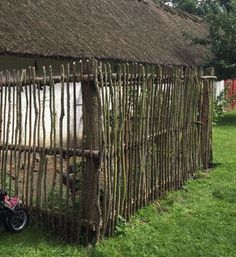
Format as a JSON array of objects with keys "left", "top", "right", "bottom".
[{"left": 0, "top": 110, "right": 236, "bottom": 257}]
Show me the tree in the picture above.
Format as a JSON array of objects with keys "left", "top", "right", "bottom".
[
  {"left": 199, "top": 0, "right": 236, "bottom": 79},
  {"left": 158, "top": 0, "right": 199, "bottom": 14},
  {"left": 156, "top": 0, "right": 193, "bottom": 11},
  {"left": 155, "top": 0, "right": 233, "bottom": 15},
  {"left": 154, "top": 0, "right": 236, "bottom": 79}
]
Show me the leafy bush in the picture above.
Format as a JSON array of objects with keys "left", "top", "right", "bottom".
[
  {"left": 213, "top": 87, "right": 229, "bottom": 124},
  {"left": 115, "top": 215, "right": 127, "bottom": 235},
  {"left": 213, "top": 84, "right": 236, "bottom": 124}
]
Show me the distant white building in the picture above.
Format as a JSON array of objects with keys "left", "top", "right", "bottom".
[{"left": 214, "top": 80, "right": 225, "bottom": 98}]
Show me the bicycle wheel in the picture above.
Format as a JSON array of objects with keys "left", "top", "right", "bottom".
[{"left": 5, "top": 206, "right": 29, "bottom": 233}]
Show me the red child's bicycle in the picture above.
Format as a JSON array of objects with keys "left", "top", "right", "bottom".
[{"left": 0, "top": 189, "right": 29, "bottom": 233}]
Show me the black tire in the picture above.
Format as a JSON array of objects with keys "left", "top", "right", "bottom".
[{"left": 4, "top": 206, "right": 29, "bottom": 233}]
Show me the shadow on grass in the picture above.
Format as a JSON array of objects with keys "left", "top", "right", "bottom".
[
  {"left": 211, "top": 162, "right": 222, "bottom": 168},
  {"left": 218, "top": 111, "right": 236, "bottom": 126},
  {"left": 212, "top": 186, "right": 236, "bottom": 203},
  {"left": 0, "top": 225, "right": 97, "bottom": 256},
  {"left": 0, "top": 226, "right": 64, "bottom": 248}
]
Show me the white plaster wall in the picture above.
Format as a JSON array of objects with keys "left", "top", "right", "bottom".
[
  {"left": 0, "top": 55, "right": 84, "bottom": 148},
  {"left": 2, "top": 82, "right": 83, "bottom": 148}
]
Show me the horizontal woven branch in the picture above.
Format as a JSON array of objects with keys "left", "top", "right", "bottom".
[{"left": 0, "top": 144, "right": 100, "bottom": 158}]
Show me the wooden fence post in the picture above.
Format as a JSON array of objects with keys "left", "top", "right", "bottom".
[
  {"left": 201, "top": 67, "right": 214, "bottom": 169},
  {"left": 80, "top": 60, "right": 102, "bottom": 245}
]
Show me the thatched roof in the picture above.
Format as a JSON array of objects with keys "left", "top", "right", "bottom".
[{"left": 0, "top": 0, "right": 211, "bottom": 66}]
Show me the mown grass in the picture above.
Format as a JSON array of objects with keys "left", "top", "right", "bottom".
[{"left": 0, "top": 110, "right": 236, "bottom": 257}]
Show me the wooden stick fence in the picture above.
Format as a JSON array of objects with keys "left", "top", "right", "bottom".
[
  {"left": 0, "top": 59, "right": 214, "bottom": 244},
  {"left": 97, "top": 62, "right": 214, "bottom": 238}
]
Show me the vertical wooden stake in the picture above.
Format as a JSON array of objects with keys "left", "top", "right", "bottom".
[{"left": 80, "top": 60, "right": 102, "bottom": 245}]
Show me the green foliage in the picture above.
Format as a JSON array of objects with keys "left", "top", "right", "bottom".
[
  {"left": 205, "top": 1, "right": 236, "bottom": 79},
  {"left": 44, "top": 188, "right": 68, "bottom": 210},
  {"left": 154, "top": 0, "right": 236, "bottom": 80},
  {"left": 42, "top": 161, "right": 82, "bottom": 213},
  {"left": 213, "top": 87, "right": 229, "bottom": 124},
  {"left": 213, "top": 84, "right": 236, "bottom": 124},
  {"left": 115, "top": 215, "right": 128, "bottom": 236},
  {"left": 155, "top": 0, "right": 233, "bottom": 16},
  {"left": 158, "top": 0, "right": 200, "bottom": 14}
]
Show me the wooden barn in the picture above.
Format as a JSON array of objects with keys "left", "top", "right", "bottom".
[{"left": 0, "top": 0, "right": 214, "bottom": 244}]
